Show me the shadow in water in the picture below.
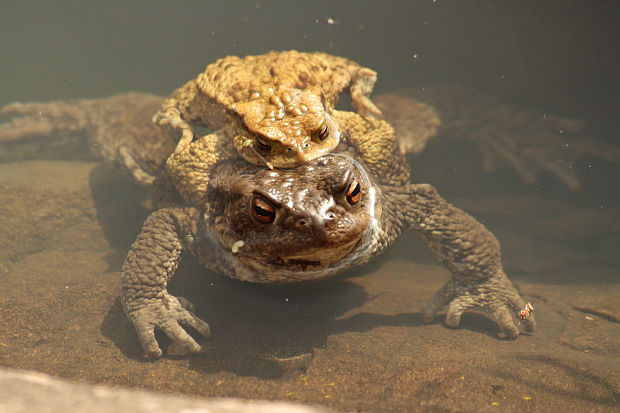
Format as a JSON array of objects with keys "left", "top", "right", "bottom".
[
  {"left": 88, "top": 163, "right": 151, "bottom": 269},
  {"left": 489, "top": 354, "right": 619, "bottom": 407},
  {"left": 101, "top": 250, "right": 514, "bottom": 379}
]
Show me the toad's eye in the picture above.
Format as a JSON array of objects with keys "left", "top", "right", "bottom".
[
  {"left": 255, "top": 136, "right": 272, "bottom": 150},
  {"left": 251, "top": 197, "right": 276, "bottom": 224},
  {"left": 345, "top": 176, "right": 362, "bottom": 205},
  {"left": 317, "top": 122, "right": 329, "bottom": 140}
]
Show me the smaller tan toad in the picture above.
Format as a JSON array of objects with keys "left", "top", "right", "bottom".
[{"left": 155, "top": 50, "right": 384, "bottom": 203}]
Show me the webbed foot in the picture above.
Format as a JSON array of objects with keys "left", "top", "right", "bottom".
[
  {"left": 421, "top": 273, "right": 536, "bottom": 338},
  {"left": 152, "top": 106, "right": 194, "bottom": 154},
  {"left": 126, "top": 294, "right": 211, "bottom": 359}
]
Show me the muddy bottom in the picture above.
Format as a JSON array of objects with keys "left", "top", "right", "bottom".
[{"left": 1, "top": 160, "right": 618, "bottom": 412}]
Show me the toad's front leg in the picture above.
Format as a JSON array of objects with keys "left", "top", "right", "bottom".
[
  {"left": 153, "top": 79, "right": 222, "bottom": 154},
  {"left": 333, "top": 110, "right": 410, "bottom": 187},
  {"left": 349, "top": 67, "right": 382, "bottom": 118},
  {"left": 121, "top": 207, "right": 211, "bottom": 358},
  {"left": 395, "top": 183, "right": 536, "bottom": 337}
]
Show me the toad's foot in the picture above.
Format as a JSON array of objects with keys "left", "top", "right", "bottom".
[
  {"left": 421, "top": 272, "right": 536, "bottom": 338},
  {"left": 152, "top": 105, "right": 194, "bottom": 154},
  {"left": 392, "top": 183, "right": 536, "bottom": 338},
  {"left": 121, "top": 207, "right": 211, "bottom": 358},
  {"left": 125, "top": 295, "right": 211, "bottom": 359}
]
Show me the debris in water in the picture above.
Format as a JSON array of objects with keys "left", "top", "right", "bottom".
[
  {"left": 231, "top": 240, "right": 245, "bottom": 254},
  {"left": 519, "top": 302, "right": 533, "bottom": 320}
]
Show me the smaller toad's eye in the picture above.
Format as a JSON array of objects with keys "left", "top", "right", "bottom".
[
  {"left": 255, "top": 136, "right": 272, "bottom": 150},
  {"left": 345, "top": 176, "right": 362, "bottom": 205},
  {"left": 251, "top": 197, "right": 276, "bottom": 224},
  {"left": 317, "top": 122, "right": 329, "bottom": 140}
]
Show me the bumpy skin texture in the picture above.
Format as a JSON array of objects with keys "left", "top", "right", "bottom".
[
  {"left": 156, "top": 50, "right": 381, "bottom": 157},
  {"left": 381, "top": 183, "right": 533, "bottom": 336},
  {"left": 133, "top": 104, "right": 534, "bottom": 358},
  {"left": 0, "top": 92, "right": 535, "bottom": 360},
  {"left": 0, "top": 93, "right": 173, "bottom": 186},
  {"left": 167, "top": 109, "right": 405, "bottom": 205},
  {"left": 121, "top": 154, "right": 535, "bottom": 359},
  {"left": 156, "top": 50, "right": 388, "bottom": 204}
]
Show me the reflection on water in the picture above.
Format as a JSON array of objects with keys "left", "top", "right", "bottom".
[{"left": 0, "top": 2, "right": 618, "bottom": 411}]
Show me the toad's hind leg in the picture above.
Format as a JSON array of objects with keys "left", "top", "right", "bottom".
[
  {"left": 0, "top": 93, "right": 174, "bottom": 186},
  {"left": 373, "top": 93, "right": 441, "bottom": 155},
  {"left": 0, "top": 99, "right": 96, "bottom": 161},
  {"left": 392, "top": 183, "right": 535, "bottom": 337}
]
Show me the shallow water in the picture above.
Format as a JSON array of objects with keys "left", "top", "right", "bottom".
[{"left": 1, "top": 2, "right": 619, "bottom": 412}]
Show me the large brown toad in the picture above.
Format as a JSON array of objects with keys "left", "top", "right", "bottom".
[
  {"left": 0, "top": 93, "right": 536, "bottom": 359},
  {"left": 155, "top": 50, "right": 391, "bottom": 204}
]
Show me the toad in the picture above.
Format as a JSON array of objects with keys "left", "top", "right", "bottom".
[
  {"left": 154, "top": 50, "right": 391, "bottom": 204},
  {"left": 0, "top": 93, "right": 536, "bottom": 358}
]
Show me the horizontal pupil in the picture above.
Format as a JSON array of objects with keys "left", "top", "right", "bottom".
[{"left": 255, "top": 206, "right": 272, "bottom": 216}]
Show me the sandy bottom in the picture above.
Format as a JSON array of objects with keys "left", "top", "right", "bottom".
[{"left": 0, "top": 160, "right": 618, "bottom": 412}]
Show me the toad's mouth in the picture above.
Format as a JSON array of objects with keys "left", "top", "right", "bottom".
[{"left": 260, "top": 238, "right": 361, "bottom": 268}]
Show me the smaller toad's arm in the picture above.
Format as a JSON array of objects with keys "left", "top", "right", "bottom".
[
  {"left": 0, "top": 93, "right": 173, "bottom": 186},
  {"left": 153, "top": 79, "right": 228, "bottom": 154},
  {"left": 121, "top": 206, "right": 211, "bottom": 359},
  {"left": 332, "top": 110, "right": 410, "bottom": 187},
  {"left": 348, "top": 65, "right": 381, "bottom": 118},
  {"left": 312, "top": 53, "right": 381, "bottom": 118},
  {"left": 153, "top": 80, "right": 199, "bottom": 154},
  {"left": 385, "top": 184, "right": 536, "bottom": 337}
]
